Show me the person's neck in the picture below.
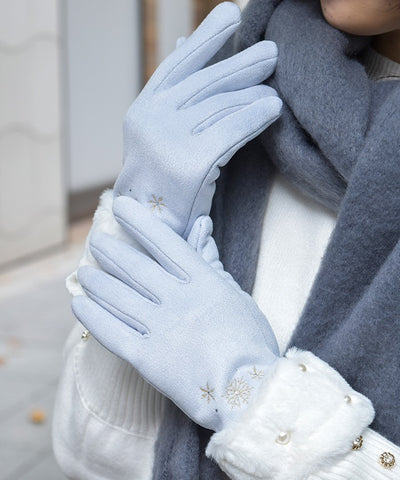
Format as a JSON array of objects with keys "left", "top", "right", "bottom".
[{"left": 372, "top": 29, "right": 400, "bottom": 63}]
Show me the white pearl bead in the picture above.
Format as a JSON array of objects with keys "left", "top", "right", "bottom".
[{"left": 276, "top": 431, "right": 291, "bottom": 445}]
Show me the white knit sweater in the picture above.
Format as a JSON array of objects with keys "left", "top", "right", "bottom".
[{"left": 52, "top": 47, "right": 400, "bottom": 480}]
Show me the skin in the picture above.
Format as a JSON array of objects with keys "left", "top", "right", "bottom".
[{"left": 320, "top": 0, "right": 400, "bottom": 62}]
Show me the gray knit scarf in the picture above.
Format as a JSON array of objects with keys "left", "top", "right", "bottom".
[{"left": 153, "top": 1, "right": 400, "bottom": 478}]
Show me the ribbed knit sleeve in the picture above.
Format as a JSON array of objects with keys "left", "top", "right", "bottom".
[
  {"left": 53, "top": 322, "right": 165, "bottom": 480},
  {"left": 310, "top": 429, "right": 400, "bottom": 479},
  {"left": 361, "top": 46, "right": 400, "bottom": 81}
]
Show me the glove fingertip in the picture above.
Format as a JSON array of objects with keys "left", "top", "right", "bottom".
[
  {"left": 71, "top": 295, "right": 92, "bottom": 323},
  {"left": 258, "top": 94, "right": 283, "bottom": 118},
  {"left": 259, "top": 39, "right": 278, "bottom": 59},
  {"left": 112, "top": 195, "right": 142, "bottom": 224},
  {"left": 212, "top": 2, "right": 241, "bottom": 26},
  {"left": 76, "top": 265, "right": 95, "bottom": 288}
]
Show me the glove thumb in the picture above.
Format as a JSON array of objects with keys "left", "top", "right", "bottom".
[{"left": 187, "top": 216, "right": 240, "bottom": 291}]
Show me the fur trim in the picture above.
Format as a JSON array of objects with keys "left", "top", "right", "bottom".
[
  {"left": 66, "top": 189, "right": 138, "bottom": 296},
  {"left": 206, "top": 348, "right": 374, "bottom": 480}
]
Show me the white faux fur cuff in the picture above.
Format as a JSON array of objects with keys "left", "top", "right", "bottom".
[{"left": 206, "top": 348, "right": 374, "bottom": 480}]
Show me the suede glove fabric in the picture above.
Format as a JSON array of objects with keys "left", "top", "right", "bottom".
[
  {"left": 72, "top": 196, "right": 280, "bottom": 432},
  {"left": 114, "top": 2, "right": 282, "bottom": 239}
]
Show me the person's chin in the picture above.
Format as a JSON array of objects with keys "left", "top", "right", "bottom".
[
  {"left": 320, "top": 0, "right": 357, "bottom": 32},
  {"left": 320, "top": 0, "right": 394, "bottom": 36}
]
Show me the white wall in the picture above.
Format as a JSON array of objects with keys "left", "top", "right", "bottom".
[
  {"left": 0, "top": 0, "right": 65, "bottom": 266},
  {"left": 157, "top": 0, "right": 193, "bottom": 62},
  {"left": 65, "top": 0, "right": 141, "bottom": 193}
]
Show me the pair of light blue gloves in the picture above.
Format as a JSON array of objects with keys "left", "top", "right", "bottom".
[{"left": 72, "top": 2, "right": 283, "bottom": 432}]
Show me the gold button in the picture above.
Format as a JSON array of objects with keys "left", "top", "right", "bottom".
[
  {"left": 352, "top": 435, "right": 363, "bottom": 450},
  {"left": 380, "top": 452, "right": 395, "bottom": 469}
]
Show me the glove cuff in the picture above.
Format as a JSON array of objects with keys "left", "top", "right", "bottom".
[{"left": 206, "top": 347, "right": 374, "bottom": 480}]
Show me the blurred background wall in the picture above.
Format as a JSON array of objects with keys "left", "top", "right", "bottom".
[
  {"left": 0, "top": 0, "right": 248, "bottom": 269},
  {"left": 0, "top": 1, "right": 250, "bottom": 478},
  {"left": 0, "top": 0, "right": 65, "bottom": 267},
  {"left": 65, "top": 0, "right": 142, "bottom": 217}
]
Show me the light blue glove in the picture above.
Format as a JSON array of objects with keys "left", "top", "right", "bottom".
[
  {"left": 72, "top": 196, "right": 279, "bottom": 432},
  {"left": 114, "top": 2, "right": 282, "bottom": 239}
]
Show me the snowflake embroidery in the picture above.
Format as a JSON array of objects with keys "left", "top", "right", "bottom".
[
  {"left": 148, "top": 195, "right": 166, "bottom": 213},
  {"left": 249, "top": 366, "right": 264, "bottom": 380},
  {"left": 223, "top": 378, "right": 253, "bottom": 409},
  {"left": 200, "top": 383, "right": 215, "bottom": 403}
]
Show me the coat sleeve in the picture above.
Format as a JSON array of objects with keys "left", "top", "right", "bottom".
[{"left": 52, "top": 190, "right": 165, "bottom": 480}]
